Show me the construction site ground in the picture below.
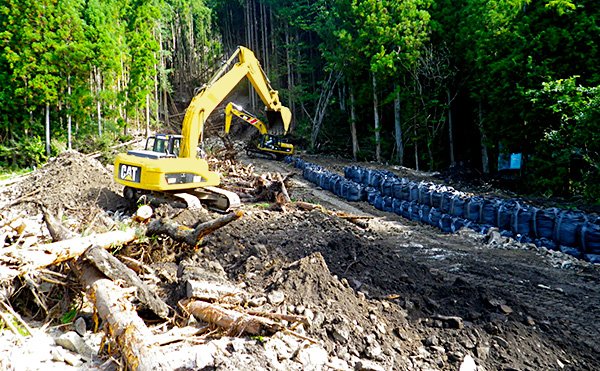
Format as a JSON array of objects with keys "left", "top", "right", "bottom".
[{"left": 1, "top": 143, "right": 599, "bottom": 371}]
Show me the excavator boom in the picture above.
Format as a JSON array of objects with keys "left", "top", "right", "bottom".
[{"left": 180, "top": 46, "right": 291, "bottom": 158}]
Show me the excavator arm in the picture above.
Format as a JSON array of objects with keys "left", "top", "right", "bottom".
[
  {"left": 224, "top": 102, "right": 269, "bottom": 135},
  {"left": 180, "top": 46, "right": 291, "bottom": 158}
]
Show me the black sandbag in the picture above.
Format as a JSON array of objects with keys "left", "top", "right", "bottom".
[
  {"left": 451, "top": 217, "right": 466, "bottom": 232},
  {"left": 480, "top": 198, "right": 500, "bottom": 226},
  {"left": 317, "top": 172, "right": 329, "bottom": 190},
  {"left": 408, "top": 182, "right": 420, "bottom": 202},
  {"left": 369, "top": 171, "right": 383, "bottom": 188},
  {"left": 449, "top": 195, "right": 466, "bottom": 218},
  {"left": 392, "top": 198, "right": 403, "bottom": 215},
  {"left": 401, "top": 182, "right": 411, "bottom": 201},
  {"left": 511, "top": 203, "right": 535, "bottom": 236},
  {"left": 361, "top": 168, "right": 374, "bottom": 185},
  {"left": 418, "top": 183, "right": 433, "bottom": 206},
  {"left": 584, "top": 254, "right": 600, "bottom": 264},
  {"left": 428, "top": 207, "right": 443, "bottom": 227},
  {"left": 497, "top": 200, "right": 517, "bottom": 231},
  {"left": 346, "top": 183, "right": 364, "bottom": 202},
  {"left": 532, "top": 207, "right": 558, "bottom": 239},
  {"left": 559, "top": 245, "right": 584, "bottom": 259},
  {"left": 409, "top": 201, "right": 421, "bottom": 221},
  {"left": 439, "top": 191, "right": 454, "bottom": 213},
  {"left": 340, "top": 180, "right": 351, "bottom": 199},
  {"left": 331, "top": 176, "right": 343, "bottom": 196},
  {"left": 439, "top": 214, "right": 452, "bottom": 232},
  {"left": 366, "top": 187, "right": 380, "bottom": 204},
  {"left": 381, "top": 177, "right": 395, "bottom": 197},
  {"left": 374, "top": 195, "right": 385, "bottom": 210},
  {"left": 419, "top": 204, "right": 431, "bottom": 224},
  {"left": 391, "top": 179, "right": 404, "bottom": 200},
  {"left": 581, "top": 217, "right": 600, "bottom": 254},
  {"left": 430, "top": 187, "right": 444, "bottom": 209},
  {"left": 465, "top": 197, "right": 483, "bottom": 222},
  {"left": 401, "top": 201, "right": 410, "bottom": 218},
  {"left": 535, "top": 237, "right": 558, "bottom": 251},
  {"left": 554, "top": 209, "right": 587, "bottom": 247},
  {"left": 383, "top": 196, "right": 394, "bottom": 213}
]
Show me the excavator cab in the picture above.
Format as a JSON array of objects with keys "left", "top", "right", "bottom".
[{"left": 146, "top": 134, "right": 182, "bottom": 157}]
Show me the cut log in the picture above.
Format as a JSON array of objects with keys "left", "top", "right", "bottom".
[
  {"left": 146, "top": 211, "right": 243, "bottom": 246},
  {"left": 77, "top": 261, "right": 169, "bottom": 371},
  {"left": 295, "top": 201, "right": 371, "bottom": 228},
  {"left": 182, "top": 299, "right": 283, "bottom": 336},
  {"left": 83, "top": 245, "right": 169, "bottom": 319}
]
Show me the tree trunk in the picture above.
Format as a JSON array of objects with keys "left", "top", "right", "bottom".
[
  {"left": 45, "top": 103, "right": 51, "bottom": 157},
  {"left": 77, "top": 261, "right": 169, "bottom": 371},
  {"left": 394, "top": 85, "right": 404, "bottom": 165},
  {"left": 96, "top": 66, "right": 102, "bottom": 136},
  {"left": 479, "top": 100, "right": 490, "bottom": 174},
  {"left": 372, "top": 73, "right": 381, "bottom": 163},
  {"left": 350, "top": 86, "right": 359, "bottom": 161},
  {"left": 311, "top": 70, "right": 341, "bottom": 149},
  {"left": 67, "top": 75, "right": 72, "bottom": 150},
  {"left": 145, "top": 93, "right": 150, "bottom": 137},
  {"left": 447, "top": 89, "right": 455, "bottom": 164}
]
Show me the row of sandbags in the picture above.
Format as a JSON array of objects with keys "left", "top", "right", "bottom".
[{"left": 284, "top": 157, "right": 600, "bottom": 263}]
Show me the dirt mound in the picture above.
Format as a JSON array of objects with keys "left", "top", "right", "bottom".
[{"left": 10, "top": 151, "right": 123, "bottom": 215}]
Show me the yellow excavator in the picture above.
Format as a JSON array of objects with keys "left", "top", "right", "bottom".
[
  {"left": 114, "top": 46, "right": 291, "bottom": 211},
  {"left": 224, "top": 102, "right": 294, "bottom": 159}
]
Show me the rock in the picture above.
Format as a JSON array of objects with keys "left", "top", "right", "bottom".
[
  {"left": 55, "top": 331, "right": 94, "bottom": 361},
  {"left": 63, "top": 352, "right": 83, "bottom": 367},
  {"left": 432, "top": 315, "right": 464, "bottom": 329},
  {"left": 328, "top": 356, "right": 351, "bottom": 371},
  {"left": 365, "top": 344, "right": 384, "bottom": 361},
  {"left": 424, "top": 335, "right": 438, "bottom": 346},
  {"left": 51, "top": 347, "right": 66, "bottom": 362},
  {"left": 476, "top": 346, "right": 490, "bottom": 360},
  {"left": 265, "top": 338, "right": 293, "bottom": 360},
  {"left": 268, "top": 290, "right": 286, "bottom": 305},
  {"left": 500, "top": 304, "right": 513, "bottom": 315},
  {"left": 332, "top": 325, "right": 350, "bottom": 344},
  {"left": 354, "top": 359, "right": 386, "bottom": 371},
  {"left": 296, "top": 344, "right": 329, "bottom": 370},
  {"left": 74, "top": 317, "right": 87, "bottom": 336},
  {"left": 492, "top": 335, "right": 509, "bottom": 348},
  {"left": 248, "top": 296, "right": 267, "bottom": 307},
  {"left": 55, "top": 331, "right": 80, "bottom": 352},
  {"left": 524, "top": 316, "right": 535, "bottom": 326},
  {"left": 459, "top": 354, "right": 477, "bottom": 371}
]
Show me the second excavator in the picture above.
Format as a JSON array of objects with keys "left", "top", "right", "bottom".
[
  {"left": 114, "top": 46, "right": 292, "bottom": 211},
  {"left": 224, "top": 102, "right": 294, "bottom": 160}
]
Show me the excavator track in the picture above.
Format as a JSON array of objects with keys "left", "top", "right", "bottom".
[
  {"left": 124, "top": 186, "right": 240, "bottom": 212},
  {"left": 246, "top": 147, "right": 279, "bottom": 160}
]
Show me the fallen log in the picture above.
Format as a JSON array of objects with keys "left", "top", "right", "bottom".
[
  {"left": 181, "top": 299, "right": 283, "bottom": 336},
  {"left": 0, "top": 228, "right": 137, "bottom": 282},
  {"left": 83, "top": 245, "right": 169, "bottom": 319},
  {"left": 295, "top": 201, "right": 371, "bottom": 228},
  {"left": 146, "top": 211, "right": 243, "bottom": 246},
  {"left": 77, "top": 261, "right": 169, "bottom": 371}
]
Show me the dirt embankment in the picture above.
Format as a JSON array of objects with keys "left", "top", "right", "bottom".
[{"left": 1, "top": 147, "right": 599, "bottom": 371}]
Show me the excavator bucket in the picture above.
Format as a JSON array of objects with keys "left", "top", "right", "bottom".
[{"left": 266, "top": 107, "right": 292, "bottom": 135}]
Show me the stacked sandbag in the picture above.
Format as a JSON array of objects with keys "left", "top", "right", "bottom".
[{"left": 285, "top": 157, "right": 599, "bottom": 263}]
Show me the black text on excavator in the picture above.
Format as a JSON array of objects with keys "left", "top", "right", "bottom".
[
  {"left": 114, "top": 46, "right": 292, "bottom": 211},
  {"left": 224, "top": 102, "right": 294, "bottom": 160}
]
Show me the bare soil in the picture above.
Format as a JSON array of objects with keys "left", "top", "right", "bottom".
[{"left": 2, "top": 148, "right": 599, "bottom": 370}]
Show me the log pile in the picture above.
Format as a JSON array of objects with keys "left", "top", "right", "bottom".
[{"left": 0, "top": 204, "right": 315, "bottom": 370}]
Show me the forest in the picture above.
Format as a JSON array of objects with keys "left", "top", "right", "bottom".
[{"left": 0, "top": 0, "right": 599, "bottom": 203}]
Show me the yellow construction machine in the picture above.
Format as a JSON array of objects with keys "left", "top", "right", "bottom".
[
  {"left": 114, "top": 46, "right": 291, "bottom": 211},
  {"left": 224, "top": 102, "right": 294, "bottom": 159}
]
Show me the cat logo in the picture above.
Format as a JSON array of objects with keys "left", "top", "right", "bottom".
[{"left": 119, "top": 164, "right": 141, "bottom": 183}]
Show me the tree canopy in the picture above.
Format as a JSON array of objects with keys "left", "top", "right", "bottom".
[{"left": 1, "top": 0, "right": 599, "bottom": 202}]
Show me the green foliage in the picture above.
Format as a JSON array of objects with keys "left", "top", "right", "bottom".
[{"left": 0, "top": 136, "right": 47, "bottom": 169}]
